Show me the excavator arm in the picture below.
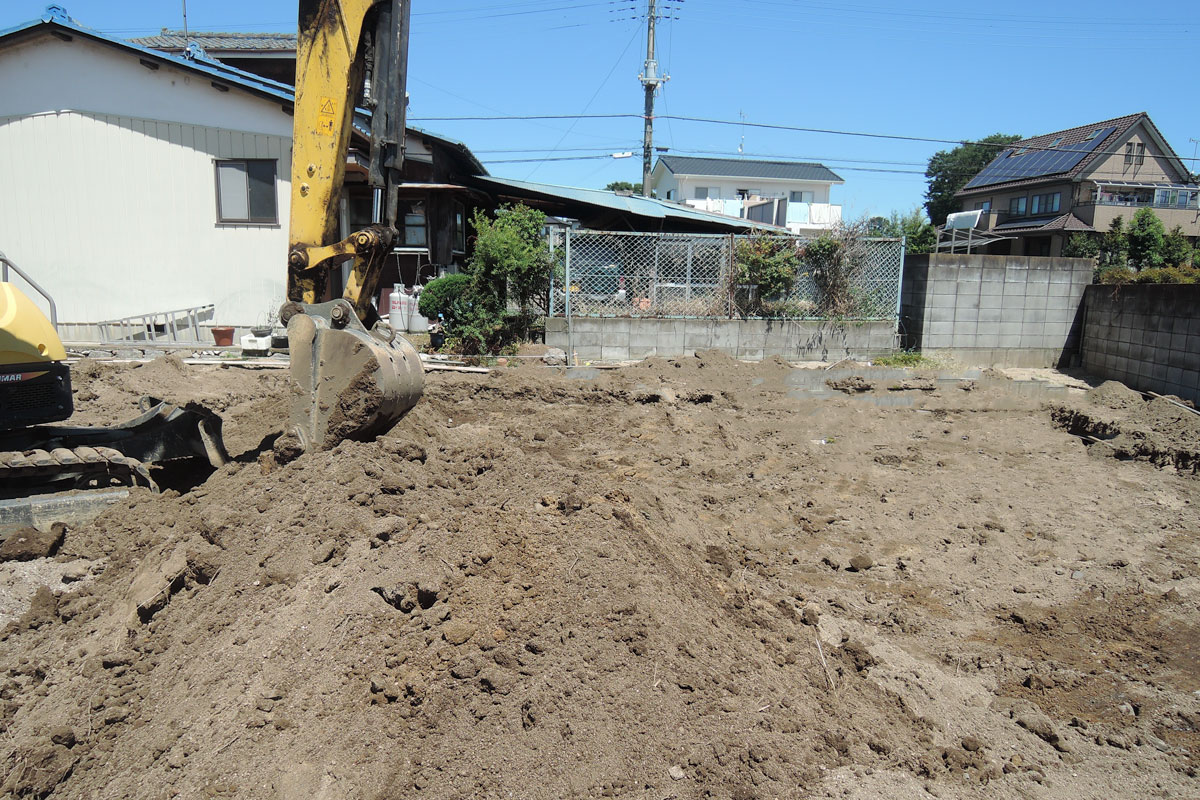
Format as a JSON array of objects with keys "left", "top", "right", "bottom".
[{"left": 279, "top": 0, "right": 423, "bottom": 454}]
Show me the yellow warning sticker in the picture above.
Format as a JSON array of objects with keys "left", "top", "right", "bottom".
[{"left": 317, "top": 96, "right": 335, "bottom": 136}]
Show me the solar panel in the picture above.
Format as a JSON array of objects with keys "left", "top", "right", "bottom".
[{"left": 963, "top": 126, "right": 1115, "bottom": 189}]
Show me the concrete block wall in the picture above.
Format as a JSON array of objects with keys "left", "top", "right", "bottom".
[
  {"left": 1080, "top": 284, "right": 1200, "bottom": 405},
  {"left": 545, "top": 317, "right": 897, "bottom": 362},
  {"left": 901, "top": 254, "right": 1092, "bottom": 367}
]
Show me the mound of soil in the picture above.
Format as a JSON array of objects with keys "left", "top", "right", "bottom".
[
  {"left": 2, "top": 356, "right": 1198, "bottom": 799},
  {"left": 1051, "top": 381, "right": 1200, "bottom": 473}
]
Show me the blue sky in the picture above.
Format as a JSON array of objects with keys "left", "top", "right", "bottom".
[{"left": 6, "top": 1, "right": 1197, "bottom": 220}]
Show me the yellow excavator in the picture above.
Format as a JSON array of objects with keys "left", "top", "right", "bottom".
[{"left": 0, "top": 0, "right": 423, "bottom": 489}]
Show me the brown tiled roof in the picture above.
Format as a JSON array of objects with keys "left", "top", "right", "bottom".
[
  {"left": 957, "top": 113, "right": 1145, "bottom": 196},
  {"left": 994, "top": 212, "right": 1094, "bottom": 234},
  {"left": 131, "top": 31, "right": 296, "bottom": 52}
]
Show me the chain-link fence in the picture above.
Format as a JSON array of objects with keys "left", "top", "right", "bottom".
[{"left": 549, "top": 229, "right": 904, "bottom": 322}]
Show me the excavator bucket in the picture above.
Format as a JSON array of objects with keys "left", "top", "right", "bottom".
[{"left": 283, "top": 300, "right": 423, "bottom": 452}]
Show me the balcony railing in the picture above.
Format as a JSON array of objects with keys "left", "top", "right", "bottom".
[
  {"left": 684, "top": 197, "right": 842, "bottom": 228},
  {"left": 1091, "top": 187, "right": 1199, "bottom": 210}
]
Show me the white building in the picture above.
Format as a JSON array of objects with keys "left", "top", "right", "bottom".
[
  {"left": 0, "top": 7, "right": 481, "bottom": 341},
  {"left": 648, "top": 156, "right": 844, "bottom": 234}
]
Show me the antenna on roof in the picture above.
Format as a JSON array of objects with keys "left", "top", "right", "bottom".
[
  {"left": 738, "top": 110, "right": 745, "bottom": 155},
  {"left": 181, "top": 0, "right": 190, "bottom": 57}
]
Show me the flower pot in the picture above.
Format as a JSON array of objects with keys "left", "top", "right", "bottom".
[{"left": 211, "top": 326, "right": 235, "bottom": 346}]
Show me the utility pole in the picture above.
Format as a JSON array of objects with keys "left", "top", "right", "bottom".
[{"left": 639, "top": 0, "right": 667, "bottom": 197}]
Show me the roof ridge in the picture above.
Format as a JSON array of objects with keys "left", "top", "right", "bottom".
[{"left": 1013, "top": 112, "right": 1144, "bottom": 145}]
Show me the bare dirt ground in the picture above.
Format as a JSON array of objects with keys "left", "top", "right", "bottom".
[{"left": 2, "top": 354, "right": 1198, "bottom": 800}]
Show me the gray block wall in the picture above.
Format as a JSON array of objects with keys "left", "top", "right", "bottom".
[
  {"left": 545, "top": 317, "right": 897, "bottom": 362},
  {"left": 901, "top": 254, "right": 1093, "bottom": 367},
  {"left": 1080, "top": 284, "right": 1200, "bottom": 405}
]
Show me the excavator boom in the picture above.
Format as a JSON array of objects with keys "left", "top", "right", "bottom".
[{"left": 281, "top": 0, "right": 423, "bottom": 454}]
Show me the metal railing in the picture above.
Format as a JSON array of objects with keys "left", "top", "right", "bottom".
[
  {"left": 0, "top": 251, "right": 59, "bottom": 329},
  {"left": 550, "top": 229, "right": 905, "bottom": 322}
]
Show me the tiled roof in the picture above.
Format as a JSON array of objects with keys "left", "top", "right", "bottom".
[
  {"left": 132, "top": 30, "right": 296, "bottom": 52},
  {"left": 993, "top": 212, "right": 1093, "bottom": 234},
  {"left": 656, "top": 156, "right": 843, "bottom": 183},
  {"left": 958, "top": 113, "right": 1146, "bottom": 195}
]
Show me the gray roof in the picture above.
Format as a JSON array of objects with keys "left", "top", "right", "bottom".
[
  {"left": 132, "top": 30, "right": 296, "bottom": 52},
  {"left": 656, "top": 156, "right": 843, "bottom": 183}
]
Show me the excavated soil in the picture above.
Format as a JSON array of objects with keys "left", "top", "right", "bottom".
[{"left": 2, "top": 354, "right": 1199, "bottom": 799}]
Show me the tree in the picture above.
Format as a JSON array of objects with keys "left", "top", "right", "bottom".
[
  {"left": 1099, "top": 217, "right": 1128, "bottom": 268},
  {"left": 924, "top": 133, "right": 1022, "bottom": 225},
  {"left": 1161, "top": 225, "right": 1194, "bottom": 268},
  {"left": 1126, "top": 208, "right": 1166, "bottom": 270},
  {"left": 872, "top": 208, "right": 936, "bottom": 254},
  {"left": 1062, "top": 233, "right": 1100, "bottom": 260},
  {"left": 604, "top": 181, "right": 643, "bottom": 194}
]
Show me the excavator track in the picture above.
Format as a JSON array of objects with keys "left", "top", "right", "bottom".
[{"left": 0, "top": 445, "right": 157, "bottom": 491}]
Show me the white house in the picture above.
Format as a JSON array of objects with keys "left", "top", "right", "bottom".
[
  {"left": 648, "top": 156, "right": 844, "bottom": 234},
  {"left": 0, "top": 6, "right": 484, "bottom": 341}
]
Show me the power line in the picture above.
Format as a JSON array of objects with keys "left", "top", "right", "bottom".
[{"left": 412, "top": 112, "right": 1199, "bottom": 165}]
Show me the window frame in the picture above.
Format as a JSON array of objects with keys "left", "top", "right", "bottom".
[
  {"left": 214, "top": 158, "right": 279, "bottom": 225},
  {"left": 452, "top": 200, "right": 466, "bottom": 254},
  {"left": 397, "top": 198, "right": 428, "bottom": 248},
  {"left": 1008, "top": 196, "right": 1027, "bottom": 216},
  {"left": 1030, "top": 192, "right": 1060, "bottom": 215}
]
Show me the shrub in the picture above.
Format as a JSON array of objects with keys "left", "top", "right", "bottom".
[
  {"left": 1127, "top": 208, "right": 1166, "bottom": 270},
  {"left": 1162, "top": 225, "right": 1194, "bottom": 268},
  {"left": 732, "top": 236, "right": 801, "bottom": 315},
  {"left": 1062, "top": 233, "right": 1100, "bottom": 260},
  {"left": 417, "top": 272, "right": 472, "bottom": 328}
]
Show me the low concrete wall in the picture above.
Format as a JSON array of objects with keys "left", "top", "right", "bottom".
[
  {"left": 901, "top": 254, "right": 1092, "bottom": 367},
  {"left": 1080, "top": 284, "right": 1200, "bottom": 404},
  {"left": 545, "top": 317, "right": 897, "bottom": 362}
]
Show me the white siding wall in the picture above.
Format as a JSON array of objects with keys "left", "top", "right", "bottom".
[
  {"left": 673, "top": 176, "right": 834, "bottom": 204},
  {"left": 0, "top": 111, "right": 290, "bottom": 327},
  {"left": 0, "top": 32, "right": 295, "bottom": 329}
]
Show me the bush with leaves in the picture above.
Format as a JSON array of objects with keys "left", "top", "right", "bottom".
[
  {"left": 1100, "top": 217, "right": 1128, "bottom": 268},
  {"left": 870, "top": 207, "right": 936, "bottom": 254},
  {"left": 732, "top": 235, "right": 801, "bottom": 315},
  {"left": 1127, "top": 207, "right": 1166, "bottom": 270},
  {"left": 418, "top": 203, "right": 555, "bottom": 355},
  {"left": 417, "top": 272, "right": 472, "bottom": 329},
  {"left": 1162, "top": 225, "right": 1194, "bottom": 268},
  {"left": 1097, "top": 264, "right": 1200, "bottom": 285},
  {"left": 1062, "top": 232, "right": 1100, "bottom": 260}
]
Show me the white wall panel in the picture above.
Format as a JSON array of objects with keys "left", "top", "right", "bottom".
[{"left": 0, "top": 110, "right": 291, "bottom": 327}]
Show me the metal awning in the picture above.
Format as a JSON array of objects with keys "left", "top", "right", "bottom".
[{"left": 1095, "top": 180, "right": 1198, "bottom": 190}]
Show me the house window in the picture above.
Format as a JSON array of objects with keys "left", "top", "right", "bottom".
[
  {"left": 1085, "top": 128, "right": 1103, "bottom": 140},
  {"left": 452, "top": 201, "right": 466, "bottom": 253},
  {"left": 215, "top": 159, "right": 277, "bottom": 223},
  {"left": 789, "top": 190, "right": 815, "bottom": 203},
  {"left": 1009, "top": 196, "right": 1027, "bottom": 216},
  {"left": 1155, "top": 189, "right": 1200, "bottom": 209},
  {"left": 398, "top": 200, "right": 426, "bottom": 247},
  {"left": 1124, "top": 142, "right": 1145, "bottom": 166},
  {"left": 1031, "top": 192, "right": 1060, "bottom": 215},
  {"left": 1049, "top": 137, "right": 1063, "bottom": 147},
  {"left": 974, "top": 200, "right": 992, "bottom": 212},
  {"left": 694, "top": 186, "right": 718, "bottom": 200}
]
